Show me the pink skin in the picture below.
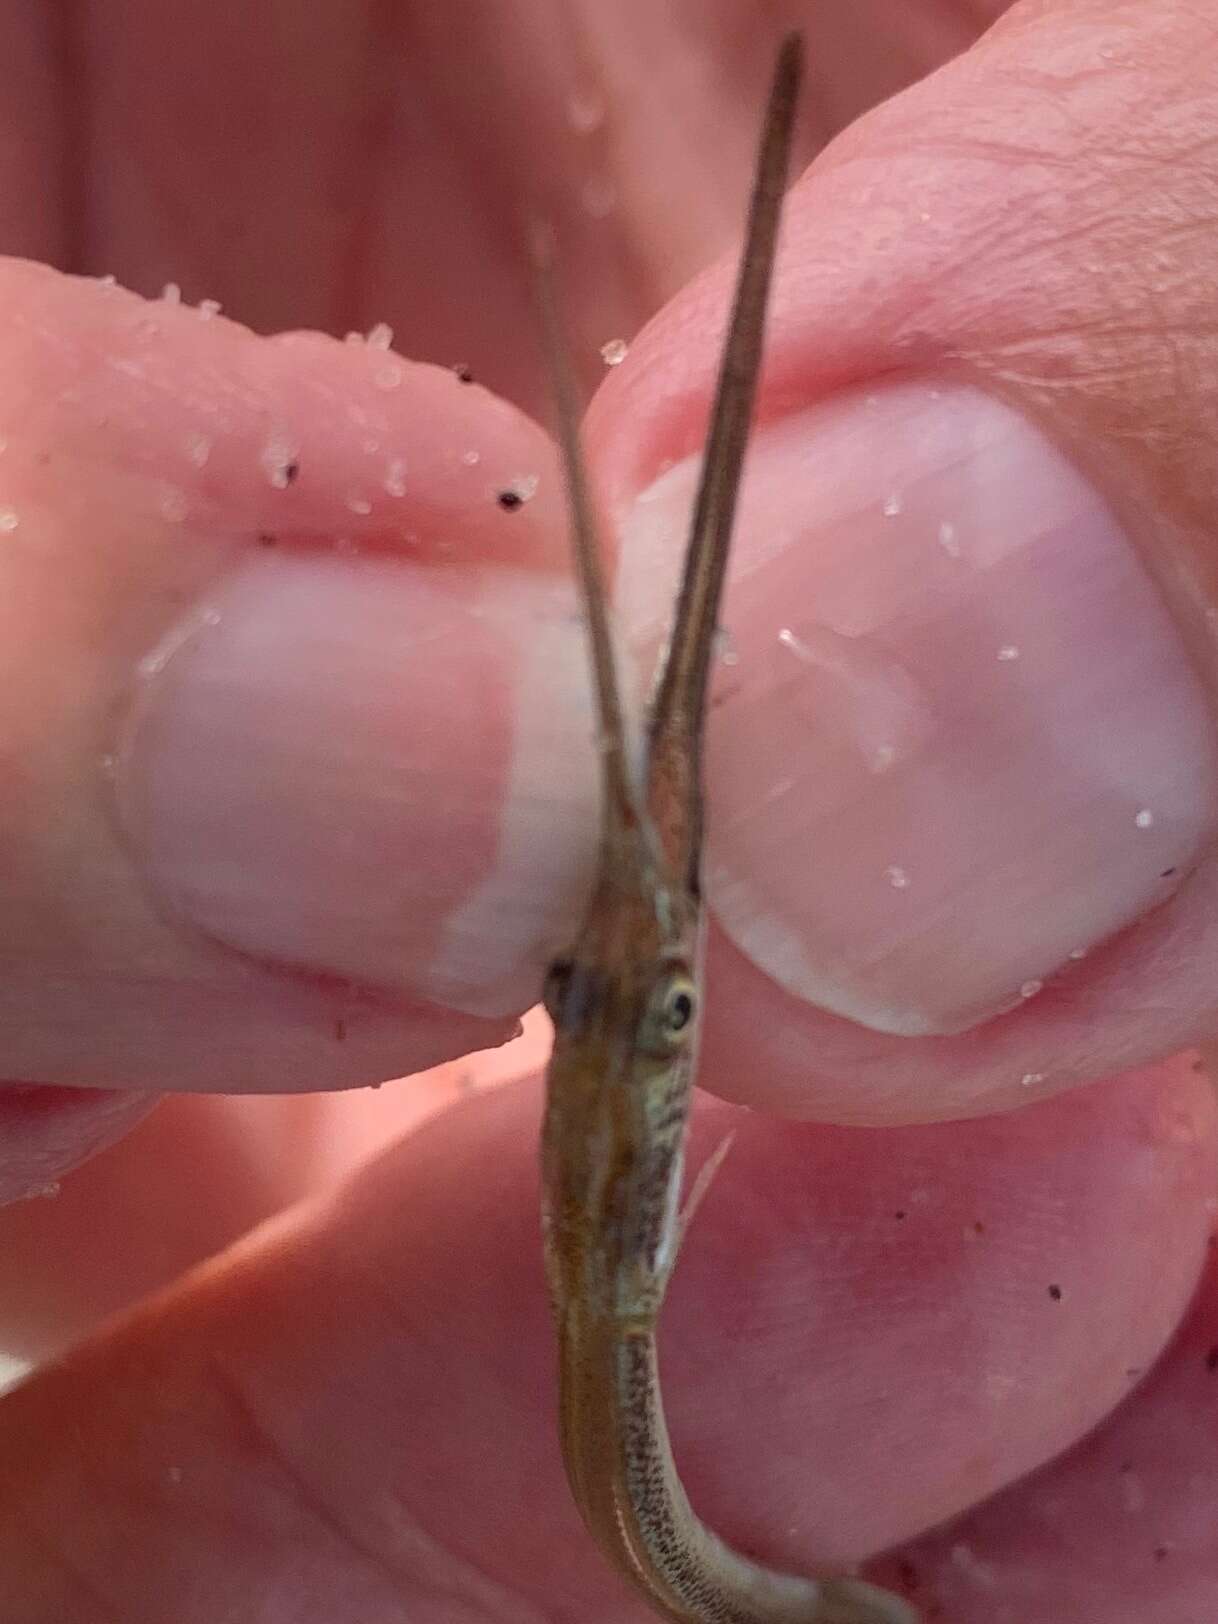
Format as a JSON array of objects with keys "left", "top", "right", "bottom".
[
  {"left": 0, "top": 1064, "right": 1213, "bottom": 1622},
  {"left": 0, "top": 1, "right": 1217, "bottom": 1619}
]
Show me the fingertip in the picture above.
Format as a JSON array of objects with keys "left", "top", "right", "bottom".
[
  {"left": 0, "top": 263, "right": 590, "bottom": 1089},
  {"left": 584, "top": 8, "right": 1218, "bottom": 1111}
]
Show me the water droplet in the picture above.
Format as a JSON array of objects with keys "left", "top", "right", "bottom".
[
  {"left": 160, "top": 488, "right": 189, "bottom": 523},
  {"left": 713, "top": 627, "right": 739, "bottom": 666},
  {"left": 97, "top": 273, "right": 118, "bottom": 289},
  {"left": 1119, "top": 1468, "right": 1146, "bottom": 1514},
  {"left": 35, "top": 1181, "right": 60, "bottom": 1200},
  {"left": 1020, "top": 979, "right": 1043, "bottom": 1000},
  {"left": 161, "top": 281, "right": 181, "bottom": 304},
  {"left": 344, "top": 331, "right": 363, "bottom": 345},
  {"left": 938, "top": 520, "right": 960, "bottom": 557},
  {"left": 1020, "top": 1071, "right": 1045, "bottom": 1087},
  {"left": 346, "top": 494, "right": 373, "bottom": 515},
  {"left": 261, "top": 436, "right": 300, "bottom": 490},
  {"left": 600, "top": 337, "right": 628, "bottom": 366},
  {"left": 185, "top": 431, "right": 211, "bottom": 468},
  {"left": 375, "top": 364, "right": 403, "bottom": 391},
  {"left": 871, "top": 743, "right": 896, "bottom": 773},
  {"left": 461, "top": 449, "right": 481, "bottom": 466},
  {"left": 886, "top": 865, "right": 910, "bottom": 890},
  {"left": 567, "top": 88, "right": 607, "bottom": 133},
  {"left": 1069, "top": 946, "right": 1088, "bottom": 960},
  {"left": 0, "top": 435, "right": 7, "bottom": 455},
  {"left": 366, "top": 321, "right": 394, "bottom": 350},
  {"left": 135, "top": 318, "right": 161, "bottom": 341},
  {"left": 384, "top": 458, "right": 407, "bottom": 497},
  {"left": 197, "top": 298, "right": 221, "bottom": 320},
  {"left": 997, "top": 644, "right": 1020, "bottom": 662},
  {"left": 582, "top": 175, "right": 618, "bottom": 218},
  {"left": 949, "top": 1544, "right": 997, "bottom": 1589},
  {"left": 919, "top": 210, "right": 932, "bottom": 223},
  {"left": 166, "top": 1465, "right": 184, "bottom": 1485},
  {"left": 502, "top": 473, "right": 540, "bottom": 506},
  {"left": 1135, "top": 807, "right": 1155, "bottom": 829},
  {"left": 0, "top": 507, "right": 19, "bottom": 532},
  {"left": 882, "top": 492, "right": 903, "bottom": 517}
]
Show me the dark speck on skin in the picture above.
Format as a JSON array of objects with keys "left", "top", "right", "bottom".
[
  {"left": 258, "top": 532, "right": 277, "bottom": 548},
  {"left": 453, "top": 363, "right": 474, "bottom": 382},
  {"left": 284, "top": 461, "right": 300, "bottom": 484},
  {"left": 1154, "top": 1546, "right": 1170, "bottom": 1562},
  {"left": 1048, "top": 1284, "right": 1063, "bottom": 1301},
  {"left": 334, "top": 1019, "right": 347, "bottom": 1042},
  {"left": 1161, "top": 867, "right": 1177, "bottom": 878},
  {"left": 894, "top": 1210, "right": 907, "bottom": 1221},
  {"left": 896, "top": 1559, "right": 918, "bottom": 1590},
  {"left": 1205, "top": 1345, "right": 1218, "bottom": 1371},
  {"left": 498, "top": 489, "right": 524, "bottom": 510}
]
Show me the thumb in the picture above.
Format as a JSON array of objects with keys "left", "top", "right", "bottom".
[{"left": 587, "top": 0, "right": 1218, "bottom": 1120}]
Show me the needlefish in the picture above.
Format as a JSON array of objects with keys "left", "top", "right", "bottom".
[{"left": 536, "top": 30, "right": 919, "bottom": 1624}]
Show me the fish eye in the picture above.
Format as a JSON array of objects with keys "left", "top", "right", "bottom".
[
  {"left": 642, "top": 970, "right": 698, "bottom": 1053},
  {"left": 665, "top": 984, "right": 695, "bottom": 1032}
]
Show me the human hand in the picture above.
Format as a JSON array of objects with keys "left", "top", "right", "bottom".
[{"left": 0, "top": 2, "right": 1216, "bottom": 1619}]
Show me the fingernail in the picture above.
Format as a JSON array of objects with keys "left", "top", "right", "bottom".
[
  {"left": 620, "top": 382, "right": 1218, "bottom": 1035},
  {"left": 116, "top": 552, "right": 597, "bottom": 1016}
]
